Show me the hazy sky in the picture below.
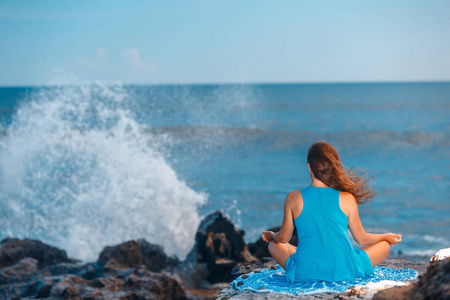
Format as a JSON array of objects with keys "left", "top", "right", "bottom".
[{"left": 1, "top": 1, "right": 450, "bottom": 86}]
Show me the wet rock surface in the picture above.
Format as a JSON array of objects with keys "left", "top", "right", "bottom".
[
  {"left": 0, "top": 238, "right": 76, "bottom": 269},
  {"left": 373, "top": 256, "right": 450, "bottom": 300},
  {"left": 0, "top": 239, "right": 187, "bottom": 300},
  {"left": 218, "top": 257, "right": 430, "bottom": 300},
  {"left": 98, "top": 239, "right": 180, "bottom": 273},
  {"left": 176, "top": 210, "right": 257, "bottom": 290},
  {"left": 195, "top": 211, "right": 256, "bottom": 283},
  {"left": 0, "top": 211, "right": 254, "bottom": 300},
  {"left": 0, "top": 257, "right": 39, "bottom": 285}
]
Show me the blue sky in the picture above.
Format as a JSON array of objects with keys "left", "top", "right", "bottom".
[{"left": 1, "top": 1, "right": 449, "bottom": 86}]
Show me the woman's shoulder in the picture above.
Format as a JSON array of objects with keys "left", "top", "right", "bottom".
[
  {"left": 339, "top": 191, "right": 356, "bottom": 202},
  {"left": 339, "top": 191, "right": 358, "bottom": 212},
  {"left": 285, "top": 190, "right": 303, "bottom": 204},
  {"left": 288, "top": 189, "right": 303, "bottom": 196},
  {"left": 285, "top": 190, "right": 304, "bottom": 214}
]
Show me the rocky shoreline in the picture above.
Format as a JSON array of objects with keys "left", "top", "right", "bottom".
[
  {"left": 0, "top": 210, "right": 448, "bottom": 299},
  {"left": 217, "top": 258, "right": 432, "bottom": 299}
]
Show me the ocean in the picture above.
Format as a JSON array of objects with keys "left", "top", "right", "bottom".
[{"left": 0, "top": 82, "right": 448, "bottom": 262}]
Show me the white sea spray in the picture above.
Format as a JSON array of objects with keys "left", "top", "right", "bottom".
[{"left": 0, "top": 83, "right": 207, "bottom": 262}]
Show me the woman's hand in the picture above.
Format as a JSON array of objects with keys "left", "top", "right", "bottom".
[
  {"left": 385, "top": 233, "right": 402, "bottom": 246},
  {"left": 262, "top": 231, "right": 275, "bottom": 243}
]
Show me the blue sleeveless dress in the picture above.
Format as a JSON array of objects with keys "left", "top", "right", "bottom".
[{"left": 285, "top": 186, "right": 374, "bottom": 283}]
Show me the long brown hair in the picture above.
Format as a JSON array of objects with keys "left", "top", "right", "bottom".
[{"left": 307, "top": 141, "right": 376, "bottom": 204}]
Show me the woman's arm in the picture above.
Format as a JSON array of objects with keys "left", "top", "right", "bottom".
[
  {"left": 262, "top": 191, "right": 297, "bottom": 243},
  {"left": 344, "top": 192, "right": 402, "bottom": 246}
]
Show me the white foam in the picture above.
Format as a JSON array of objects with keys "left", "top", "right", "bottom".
[
  {"left": 404, "top": 249, "right": 441, "bottom": 257},
  {"left": 423, "top": 235, "right": 447, "bottom": 243},
  {"left": 0, "top": 83, "right": 207, "bottom": 262}
]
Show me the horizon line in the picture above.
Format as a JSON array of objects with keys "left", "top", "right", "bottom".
[{"left": 0, "top": 79, "right": 449, "bottom": 88}]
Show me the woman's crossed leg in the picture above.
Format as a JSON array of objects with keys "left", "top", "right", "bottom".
[
  {"left": 269, "top": 240, "right": 390, "bottom": 270},
  {"left": 268, "top": 240, "right": 297, "bottom": 270}
]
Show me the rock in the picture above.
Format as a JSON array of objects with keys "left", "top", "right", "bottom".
[
  {"left": 231, "top": 257, "right": 278, "bottom": 279},
  {"left": 174, "top": 249, "right": 210, "bottom": 290},
  {"left": 88, "top": 276, "right": 123, "bottom": 290},
  {"left": 0, "top": 238, "right": 76, "bottom": 269},
  {"left": 0, "top": 257, "right": 38, "bottom": 284},
  {"left": 0, "top": 238, "right": 188, "bottom": 300},
  {"left": 430, "top": 247, "right": 450, "bottom": 262},
  {"left": 57, "top": 286, "right": 82, "bottom": 299},
  {"left": 372, "top": 285, "right": 414, "bottom": 300},
  {"left": 177, "top": 211, "right": 257, "bottom": 287},
  {"left": 184, "top": 287, "right": 225, "bottom": 300},
  {"left": 20, "top": 266, "right": 188, "bottom": 300},
  {"left": 32, "top": 262, "right": 86, "bottom": 280},
  {"left": 219, "top": 258, "right": 427, "bottom": 300},
  {"left": 98, "top": 239, "right": 179, "bottom": 273},
  {"left": 197, "top": 211, "right": 257, "bottom": 283},
  {"left": 121, "top": 267, "right": 187, "bottom": 300},
  {"left": 247, "top": 226, "right": 298, "bottom": 259},
  {"left": 340, "top": 280, "right": 412, "bottom": 300},
  {"left": 374, "top": 256, "right": 450, "bottom": 300},
  {"left": 78, "top": 262, "right": 104, "bottom": 280},
  {"left": 21, "top": 275, "right": 60, "bottom": 298},
  {"left": 195, "top": 211, "right": 255, "bottom": 263},
  {"left": 0, "top": 283, "right": 27, "bottom": 300},
  {"left": 219, "top": 284, "right": 337, "bottom": 299}
]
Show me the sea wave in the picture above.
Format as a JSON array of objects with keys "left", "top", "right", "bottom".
[{"left": 0, "top": 83, "right": 207, "bottom": 262}]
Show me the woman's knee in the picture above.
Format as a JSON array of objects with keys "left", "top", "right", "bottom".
[
  {"left": 268, "top": 240, "right": 277, "bottom": 254},
  {"left": 362, "top": 240, "right": 391, "bottom": 266},
  {"left": 374, "top": 240, "right": 391, "bottom": 262},
  {"left": 380, "top": 240, "right": 391, "bottom": 257}
]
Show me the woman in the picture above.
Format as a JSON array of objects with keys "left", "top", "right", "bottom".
[{"left": 262, "top": 141, "right": 402, "bottom": 283}]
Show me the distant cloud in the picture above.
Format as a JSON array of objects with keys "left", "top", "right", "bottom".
[
  {"left": 97, "top": 47, "right": 105, "bottom": 57},
  {"left": 123, "top": 48, "right": 156, "bottom": 73},
  {"left": 123, "top": 48, "right": 140, "bottom": 66}
]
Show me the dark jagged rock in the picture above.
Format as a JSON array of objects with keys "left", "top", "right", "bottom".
[
  {"left": 0, "top": 238, "right": 76, "bottom": 269},
  {"left": 22, "top": 275, "right": 61, "bottom": 298},
  {"left": 195, "top": 211, "right": 253, "bottom": 263},
  {"left": 0, "top": 283, "right": 27, "bottom": 300},
  {"left": 177, "top": 210, "right": 257, "bottom": 287},
  {"left": 19, "top": 262, "right": 186, "bottom": 300},
  {"left": 374, "top": 256, "right": 450, "bottom": 300},
  {"left": 78, "top": 262, "right": 104, "bottom": 280},
  {"left": 0, "top": 257, "right": 38, "bottom": 284},
  {"left": 46, "top": 268, "right": 186, "bottom": 300},
  {"left": 0, "top": 213, "right": 255, "bottom": 299},
  {"left": 98, "top": 239, "right": 179, "bottom": 273},
  {"left": 247, "top": 226, "right": 298, "bottom": 259},
  {"left": 231, "top": 257, "right": 278, "bottom": 279},
  {"left": 0, "top": 238, "right": 187, "bottom": 300},
  {"left": 32, "top": 262, "right": 86, "bottom": 280},
  {"left": 57, "top": 286, "right": 82, "bottom": 299},
  {"left": 120, "top": 268, "right": 187, "bottom": 300}
]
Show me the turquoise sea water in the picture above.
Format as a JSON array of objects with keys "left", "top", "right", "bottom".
[{"left": 0, "top": 82, "right": 448, "bottom": 261}]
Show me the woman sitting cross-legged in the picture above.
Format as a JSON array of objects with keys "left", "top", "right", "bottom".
[{"left": 262, "top": 141, "right": 402, "bottom": 283}]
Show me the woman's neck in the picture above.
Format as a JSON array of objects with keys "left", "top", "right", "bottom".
[{"left": 310, "top": 178, "right": 329, "bottom": 188}]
